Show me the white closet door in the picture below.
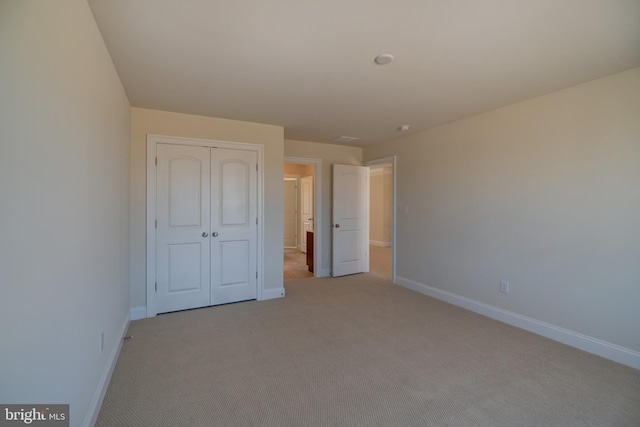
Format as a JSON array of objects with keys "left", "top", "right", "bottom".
[
  {"left": 210, "top": 148, "right": 258, "bottom": 304},
  {"left": 156, "top": 144, "right": 211, "bottom": 313}
]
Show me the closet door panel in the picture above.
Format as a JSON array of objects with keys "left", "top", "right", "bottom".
[{"left": 211, "top": 148, "right": 258, "bottom": 304}]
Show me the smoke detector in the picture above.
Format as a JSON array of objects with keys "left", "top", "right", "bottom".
[{"left": 398, "top": 125, "right": 410, "bottom": 132}]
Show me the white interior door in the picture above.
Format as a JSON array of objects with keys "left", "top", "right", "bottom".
[
  {"left": 210, "top": 148, "right": 258, "bottom": 305},
  {"left": 155, "top": 144, "right": 257, "bottom": 313},
  {"left": 283, "top": 179, "right": 297, "bottom": 248},
  {"left": 332, "top": 164, "right": 369, "bottom": 277},
  {"left": 156, "top": 144, "right": 211, "bottom": 313},
  {"left": 300, "top": 175, "right": 314, "bottom": 253}
]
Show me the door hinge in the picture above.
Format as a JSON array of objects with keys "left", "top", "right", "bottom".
[
  {"left": 256, "top": 217, "right": 258, "bottom": 225},
  {"left": 155, "top": 157, "right": 157, "bottom": 166},
  {"left": 256, "top": 271, "right": 258, "bottom": 279},
  {"left": 155, "top": 282, "right": 157, "bottom": 292},
  {"left": 256, "top": 163, "right": 258, "bottom": 171},
  {"left": 155, "top": 219, "right": 157, "bottom": 229}
]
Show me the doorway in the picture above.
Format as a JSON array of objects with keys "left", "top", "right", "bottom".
[
  {"left": 365, "top": 156, "right": 396, "bottom": 283},
  {"left": 283, "top": 157, "right": 322, "bottom": 280},
  {"left": 283, "top": 174, "right": 312, "bottom": 280}
]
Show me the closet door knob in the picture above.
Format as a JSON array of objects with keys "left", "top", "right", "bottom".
[
  {"left": 212, "top": 232, "right": 219, "bottom": 237},
  {"left": 202, "top": 232, "right": 208, "bottom": 237}
]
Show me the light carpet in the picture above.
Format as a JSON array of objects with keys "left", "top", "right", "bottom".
[
  {"left": 284, "top": 249, "right": 313, "bottom": 280},
  {"left": 97, "top": 274, "right": 640, "bottom": 426}
]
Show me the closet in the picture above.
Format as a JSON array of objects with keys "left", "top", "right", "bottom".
[{"left": 149, "top": 138, "right": 259, "bottom": 314}]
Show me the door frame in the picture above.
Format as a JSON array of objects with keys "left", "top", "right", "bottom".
[
  {"left": 364, "top": 156, "right": 397, "bottom": 284},
  {"left": 284, "top": 156, "right": 323, "bottom": 277},
  {"left": 146, "top": 134, "right": 264, "bottom": 318}
]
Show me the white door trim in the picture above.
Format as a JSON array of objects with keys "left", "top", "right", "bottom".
[
  {"left": 284, "top": 156, "right": 324, "bottom": 277},
  {"left": 147, "top": 134, "right": 264, "bottom": 318},
  {"left": 364, "top": 156, "right": 397, "bottom": 284}
]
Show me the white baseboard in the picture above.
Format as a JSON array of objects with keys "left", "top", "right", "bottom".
[
  {"left": 396, "top": 276, "right": 640, "bottom": 370},
  {"left": 261, "top": 287, "right": 285, "bottom": 300},
  {"left": 130, "top": 306, "right": 146, "bottom": 320},
  {"left": 369, "top": 240, "right": 391, "bottom": 247},
  {"left": 318, "top": 268, "right": 331, "bottom": 278},
  {"left": 84, "top": 311, "right": 129, "bottom": 427}
]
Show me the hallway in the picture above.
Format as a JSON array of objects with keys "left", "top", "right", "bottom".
[{"left": 283, "top": 248, "right": 313, "bottom": 280}]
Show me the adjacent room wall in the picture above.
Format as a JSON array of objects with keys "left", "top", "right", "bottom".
[
  {"left": 382, "top": 167, "right": 393, "bottom": 245},
  {"left": 0, "top": 1, "right": 131, "bottom": 426},
  {"left": 130, "top": 108, "right": 285, "bottom": 309},
  {"left": 369, "top": 166, "right": 392, "bottom": 246},
  {"left": 363, "top": 68, "right": 640, "bottom": 356},
  {"left": 370, "top": 171, "right": 384, "bottom": 244},
  {"left": 284, "top": 139, "right": 362, "bottom": 275}
]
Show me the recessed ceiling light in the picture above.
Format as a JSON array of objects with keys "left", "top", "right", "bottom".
[
  {"left": 374, "top": 54, "right": 394, "bottom": 65},
  {"left": 333, "top": 136, "right": 358, "bottom": 143}
]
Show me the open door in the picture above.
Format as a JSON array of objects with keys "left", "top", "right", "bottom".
[{"left": 332, "top": 164, "right": 369, "bottom": 277}]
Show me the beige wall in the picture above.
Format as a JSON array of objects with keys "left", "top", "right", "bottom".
[
  {"left": 0, "top": 1, "right": 131, "bottom": 425},
  {"left": 364, "top": 68, "right": 640, "bottom": 353},
  {"left": 284, "top": 139, "right": 362, "bottom": 274},
  {"left": 130, "top": 108, "right": 284, "bottom": 308}
]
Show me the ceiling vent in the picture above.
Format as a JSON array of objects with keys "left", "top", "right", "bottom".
[{"left": 333, "top": 136, "right": 358, "bottom": 143}]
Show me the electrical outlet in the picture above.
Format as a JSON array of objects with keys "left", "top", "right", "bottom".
[
  {"left": 500, "top": 281, "right": 510, "bottom": 294},
  {"left": 100, "top": 332, "right": 104, "bottom": 352}
]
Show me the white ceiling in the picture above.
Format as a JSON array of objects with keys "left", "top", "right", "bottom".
[{"left": 88, "top": 0, "right": 640, "bottom": 147}]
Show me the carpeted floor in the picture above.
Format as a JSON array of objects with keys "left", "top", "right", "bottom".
[{"left": 97, "top": 274, "right": 640, "bottom": 426}]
